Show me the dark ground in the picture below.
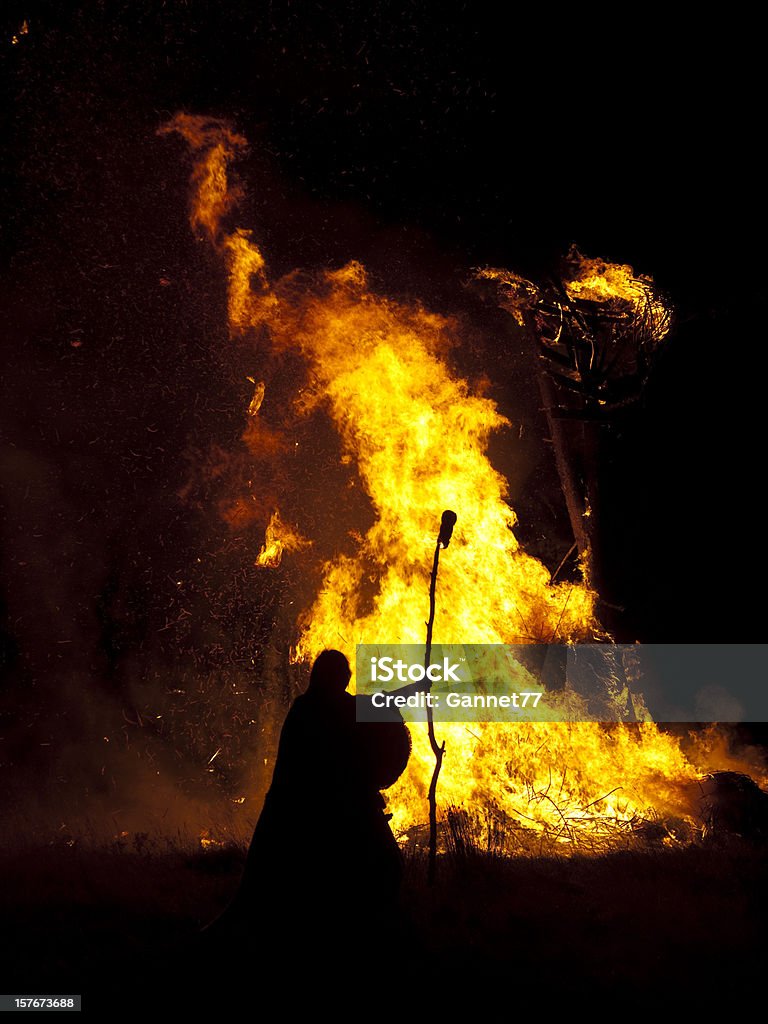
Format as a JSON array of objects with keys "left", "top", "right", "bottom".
[{"left": 2, "top": 839, "right": 766, "bottom": 1011}]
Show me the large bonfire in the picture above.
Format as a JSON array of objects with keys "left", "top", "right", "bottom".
[{"left": 160, "top": 113, "right": 747, "bottom": 851}]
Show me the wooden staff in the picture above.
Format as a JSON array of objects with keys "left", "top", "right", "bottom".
[{"left": 424, "top": 509, "right": 457, "bottom": 885}]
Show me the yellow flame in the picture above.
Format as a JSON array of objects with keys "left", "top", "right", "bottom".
[
  {"left": 225, "top": 229, "right": 277, "bottom": 327},
  {"left": 165, "top": 116, "right": 717, "bottom": 847},
  {"left": 563, "top": 246, "right": 671, "bottom": 344},
  {"left": 11, "top": 19, "right": 29, "bottom": 44},
  {"left": 256, "top": 509, "right": 311, "bottom": 568},
  {"left": 246, "top": 378, "right": 265, "bottom": 416},
  {"left": 199, "top": 828, "right": 225, "bottom": 850}
]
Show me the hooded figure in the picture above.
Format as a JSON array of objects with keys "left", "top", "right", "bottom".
[{"left": 234, "top": 649, "right": 411, "bottom": 947}]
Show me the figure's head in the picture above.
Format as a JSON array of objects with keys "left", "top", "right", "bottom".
[{"left": 308, "top": 649, "right": 352, "bottom": 694}]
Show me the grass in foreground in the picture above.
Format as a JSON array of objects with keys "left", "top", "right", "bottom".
[{"left": 2, "top": 828, "right": 766, "bottom": 1009}]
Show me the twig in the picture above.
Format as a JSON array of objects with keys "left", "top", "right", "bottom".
[
  {"left": 548, "top": 586, "right": 574, "bottom": 642},
  {"left": 550, "top": 541, "right": 578, "bottom": 584},
  {"left": 581, "top": 786, "right": 622, "bottom": 811}
]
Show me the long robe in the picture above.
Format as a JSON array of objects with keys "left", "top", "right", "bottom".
[{"left": 237, "top": 687, "right": 409, "bottom": 940}]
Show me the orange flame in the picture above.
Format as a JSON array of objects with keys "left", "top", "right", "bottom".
[
  {"left": 562, "top": 245, "right": 672, "bottom": 345},
  {"left": 256, "top": 509, "right": 311, "bottom": 568},
  {"left": 163, "top": 115, "right": 722, "bottom": 847}
]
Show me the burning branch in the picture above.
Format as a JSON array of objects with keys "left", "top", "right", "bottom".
[{"left": 477, "top": 252, "right": 672, "bottom": 630}]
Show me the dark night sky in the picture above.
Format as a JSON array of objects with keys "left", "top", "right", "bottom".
[{"left": 1, "top": 2, "right": 766, "bottom": 819}]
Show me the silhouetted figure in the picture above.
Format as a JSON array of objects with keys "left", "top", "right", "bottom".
[{"left": 215, "top": 650, "right": 411, "bottom": 963}]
